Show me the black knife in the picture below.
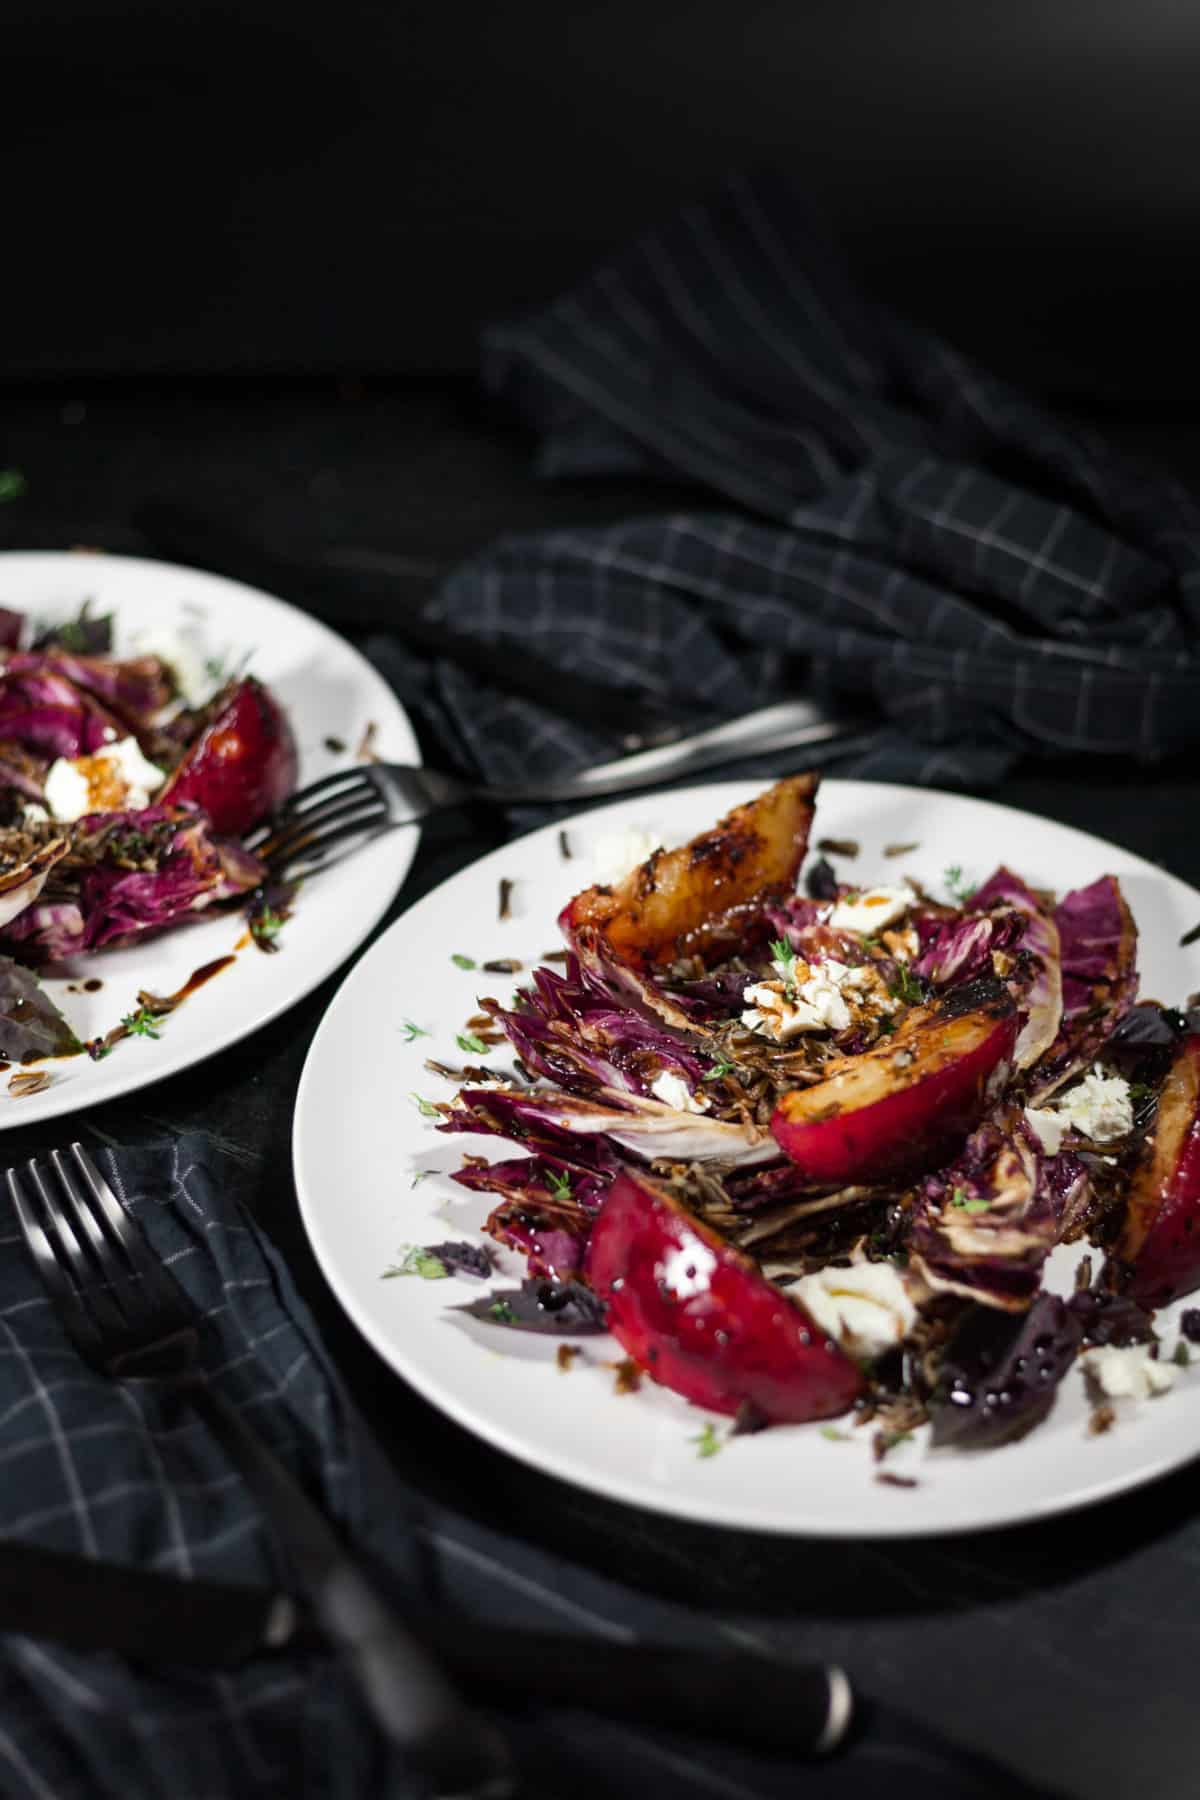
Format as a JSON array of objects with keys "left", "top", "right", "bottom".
[
  {"left": 132, "top": 500, "right": 698, "bottom": 748},
  {"left": 0, "top": 1541, "right": 852, "bottom": 1757}
]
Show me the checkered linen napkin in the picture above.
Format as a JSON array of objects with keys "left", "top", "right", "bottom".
[
  {"left": 382, "top": 170, "right": 1200, "bottom": 792},
  {"left": 0, "top": 1136, "right": 1062, "bottom": 1799}
]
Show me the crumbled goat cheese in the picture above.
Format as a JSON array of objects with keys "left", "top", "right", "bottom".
[
  {"left": 1026, "top": 1067, "right": 1133, "bottom": 1154},
  {"left": 649, "top": 1070, "right": 711, "bottom": 1114},
  {"left": 794, "top": 1262, "right": 918, "bottom": 1359},
  {"left": 742, "top": 958, "right": 884, "bottom": 1041},
  {"left": 1023, "top": 1107, "right": 1068, "bottom": 1155},
  {"left": 1086, "top": 1343, "right": 1175, "bottom": 1400},
  {"left": 43, "top": 737, "right": 165, "bottom": 822},
  {"left": 829, "top": 885, "right": 915, "bottom": 934}
]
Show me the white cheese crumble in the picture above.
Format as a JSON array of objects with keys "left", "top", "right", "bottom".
[
  {"left": 1085, "top": 1344, "right": 1175, "bottom": 1400},
  {"left": 123, "top": 624, "right": 216, "bottom": 709},
  {"left": 828, "top": 885, "right": 915, "bottom": 934},
  {"left": 1023, "top": 1107, "right": 1068, "bottom": 1156},
  {"left": 649, "top": 1070, "right": 711, "bottom": 1114},
  {"left": 44, "top": 737, "right": 165, "bottom": 822},
  {"left": 591, "top": 827, "right": 664, "bottom": 887},
  {"left": 741, "top": 958, "right": 873, "bottom": 1040},
  {"left": 794, "top": 1262, "right": 918, "bottom": 1359},
  {"left": 21, "top": 803, "right": 50, "bottom": 826},
  {"left": 1026, "top": 1067, "right": 1133, "bottom": 1154}
]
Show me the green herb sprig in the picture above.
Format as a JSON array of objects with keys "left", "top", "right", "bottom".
[
  {"left": 944, "top": 865, "right": 977, "bottom": 904},
  {"left": 121, "top": 1006, "right": 163, "bottom": 1040},
  {"left": 382, "top": 1246, "right": 449, "bottom": 1281},
  {"left": 690, "top": 1422, "right": 724, "bottom": 1459},
  {"left": 768, "top": 937, "right": 799, "bottom": 997}
]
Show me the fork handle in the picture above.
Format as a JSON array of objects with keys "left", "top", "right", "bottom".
[
  {"left": 183, "top": 1379, "right": 512, "bottom": 1798},
  {"left": 478, "top": 701, "right": 872, "bottom": 804}
]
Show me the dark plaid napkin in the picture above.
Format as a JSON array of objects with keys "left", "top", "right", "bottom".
[
  {"left": 377, "top": 170, "right": 1200, "bottom": 792},
  {"left": 0, "top": 1136, "right": 1064, "bottom": 1799}
]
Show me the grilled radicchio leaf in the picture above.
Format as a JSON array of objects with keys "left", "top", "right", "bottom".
[
  {"left": 1, "top": 807, "right": 262, "bottom": 959},
  {"left": 0, "top": 956, "right": 82, "bottom": 1061},
  {"left": 910, "top": 1108, "right": 1088, "bottom": 1311},
  {"left": 453, "top": 1278, "right": 609, "bottom": 1334},
  {"left": 1030, "top": 876, "right": 1138, "bottom": 1100},
  {"left": 929, "top": 1293, "right": 1082, "bottom": 1450},
  {"left": 969, "top": 867, "right": 1063, "bottom": 1068}
]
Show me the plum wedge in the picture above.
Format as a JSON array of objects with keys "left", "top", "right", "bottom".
[
  {"left": 1119, "top": 1033, "right": 1200, "bottom": 1308},
  {"left": 584, "top": 1168, "right": 864, "bottom": 1423},
  {"left": 771, "top": 981, "right": 1020, "bottom": 1184},
  {"left": 560, "top": 772, "right": 819, "bottom": 970},
  {"left": 160, "top": 677, "right": 297, "bottom": 837}
]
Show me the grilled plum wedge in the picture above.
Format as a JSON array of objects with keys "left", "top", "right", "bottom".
[
  {"left": 771, "top": 981, "right": 1019, "bottom": 1183},
  {"left": 560, "top": 772, "right": 818, "bottom": 970},
  {"left": 160, "top": 677, "right": 297, "bottom": 836},
  {"left": 1119, "top": 1032, "right": 1200, "bottom": 1307},
  {"left": 584, "top": 1168, "right": 864, "bottom": 1423}
]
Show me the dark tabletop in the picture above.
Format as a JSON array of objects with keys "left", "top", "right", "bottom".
[{"left": 2, "top": 372, "right": 1198, "bottom": 1800}]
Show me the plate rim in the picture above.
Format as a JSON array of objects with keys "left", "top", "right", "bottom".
[
  {"left": 0, "top": 549, "right": 421, "bottom": 1127},
  {"left": 292, "top": 775, "right": 1200, "bottom": 1538}
]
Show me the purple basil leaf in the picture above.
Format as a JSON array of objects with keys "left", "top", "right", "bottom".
[
  {"left": 422, "top": 1240, "right": 495, "bottom": 1280},
  {"left": 929, "top": 1293, "right": 1082, "bottom": 1450},
  {"left": 0, "top": 956, "right": 82, "bottom": 1061},
  {"left": 452, "top": 1277, "right": 609, "bottom": 1335}
]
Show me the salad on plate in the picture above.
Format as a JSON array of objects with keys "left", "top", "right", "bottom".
[
  {"left": 416, "top": 772, "right": 1200, "bottom": 1465},
  {"left": 0, "top": 598, "right": 296, "bottom": 1062}
]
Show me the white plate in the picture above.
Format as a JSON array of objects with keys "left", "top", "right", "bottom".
[
  {"left": 0, "top": 552, "right": 419, "bottom": 1127},
  {"left": 293, "top": 779, "right": 1200, "bottom": 1537}
]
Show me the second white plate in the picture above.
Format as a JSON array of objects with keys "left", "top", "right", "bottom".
[
  {"left": 0, "top": 552, "right": 420, "bottom": 1127},
  {"left": 294, "top": 778, "right": 1200, "bottom": 1537}
]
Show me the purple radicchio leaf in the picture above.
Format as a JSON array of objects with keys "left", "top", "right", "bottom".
[
  {"left": 452, "top": 1277, "right": 609, "bottom": 1335},
  {"left": 0, "top": 740, "right": 49, "bottom": 809},
  {"left": 452, "top": 1154, "right": 605, "bottom": 1278},
  {"left": 0, "top": 806, "right": 263, "bottom": 959},
  {"left": 0, "top": 666, "right": 123, "bottom": 758},
  {"left": 909, "top": 1106, "right": 1087, "bottom": 1312},
  {"left": 967, "top": 867, "right": 1063, "bottom": 1068},
  {"left": 442, "top": 1085, "right": 777, "bottom": 1168},
  {"left": 494, "top": 956, "right": 709, "bottom": 1103},
  {"left": 929, "top": 1292, "right": 1082, "bottom": 1449},
  {"left": 4, "top": 650, "right": 172, "bottom": 730},
  {"left": 1028, "top": 876, "right": 1139, "bottom": 1101}
]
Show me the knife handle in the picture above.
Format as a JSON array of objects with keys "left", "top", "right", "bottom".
[
  {"left": 184, "top": 1380, "right": 513, "bottom": 1798},
  {"left": 427, "top": 1621, "right": 854, "bottom": 1758}
]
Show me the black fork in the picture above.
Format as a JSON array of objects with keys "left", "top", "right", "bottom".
[
  {"left": 244, "top": 699, "right": 868, "bottom": 878},
  {"left": 10, "top": 1144, "right": 513, "bottom": 1800}
]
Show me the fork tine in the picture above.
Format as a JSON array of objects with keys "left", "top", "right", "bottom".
[
  {"left": 256, "top": 799, "right": 392, "bottom": 871},
  {"left": 64, "top": 1147, "right": 184, "bottom": 1318},
  {"left": 273, "top": 766, "right": 379, "bottom": 815},
  {"left": 47, "top": 1148, "right": 176, "bottom": 1343},
  {"left": 244, "top": 767, "right": 379, "bottom": 844},
  {"left": 12, "top": 1164, "right": 124, "bottom": 1352},
  {"left": 252, "top": 789, "right": 389, "bottom": 861}
]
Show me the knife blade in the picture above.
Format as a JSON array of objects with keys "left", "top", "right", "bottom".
[{"left": 0, "top": 1541, "right": 854, "bottom": 1756}]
